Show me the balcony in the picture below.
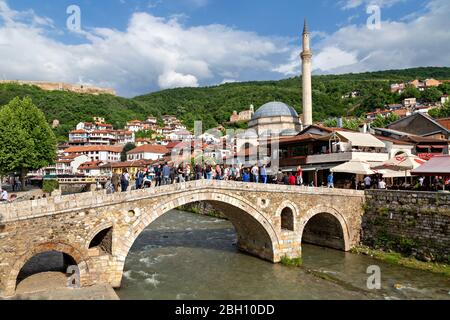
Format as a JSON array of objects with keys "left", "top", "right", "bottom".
[{"left": 307, "top": 152, "right": 389, "bottom": 164}]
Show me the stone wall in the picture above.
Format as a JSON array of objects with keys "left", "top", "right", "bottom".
[{"left": 362, "top": 190, "right": 450, "bottom": 263}]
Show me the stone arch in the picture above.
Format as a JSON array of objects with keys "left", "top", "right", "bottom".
[
  {"left": 299, "top": 206, "right": 351, "bottom": 252},
  {"left": 85, "top": 222, "right": 114, "bottom": 250},
  {"left": 276, "top": 201, "right": 300, "bottom": 232},
  {"left": 4, "top": 242, "right": 90, "bottom": 297},
  {"left": 111, "top": 190, "right": 281, "bottom": 287}
]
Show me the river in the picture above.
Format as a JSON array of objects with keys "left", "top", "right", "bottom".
[{"left": 116, "top": 210, "right": 450, "bottom": 300}]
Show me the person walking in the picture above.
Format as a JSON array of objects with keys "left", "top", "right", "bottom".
[
  {"left": 288, "top": 173, "right": 296, "bottom": 186},
  {"left": 195, "top": 162, "right": 203, "bottom": 180},
  {"left": 0, "top": 188, "right": 9, "bottom": 202},
  {"left": 154, "top": 164, "right": 162, "bottom": 187},
  {"left": 327, "top": 172, "right": 334, "bottom": 188},
  {"left": 111, "top": 173, "right": 120, "bottom": 192},
  {"left": 242, "top": 169, "right": 251, "bottom": 182},
  {"left": 177, "top": 164, "right": 185, "bottom": 183},
  {"left": 185, "top": 164, "right": 191, "bottom": 182},
  {"left": 260, "top": 165, "right": 268, "bottom": 184},
  {"left": 215, "top": 164, "right": 222, "bottom": 180},
  {"left": 135, "top": 169, "right": 144, "bottom": 189},
  {"left": 162, "top": 163, "right": 171, "bottom": 185},
  {"left": 296, "top": 166, "right": 303, "bottom": 186},
  {"left": 364, "top": 175, "right": 372, "bottom": 190},
  {"left": 251, "top": 164, "right": 259, "bottom": 183},
  {"left": 205, "top": 163, "right": 213, "bottom": 180},
  {"left": 120, "top": 170, "right": 130, "bottom": 192}
]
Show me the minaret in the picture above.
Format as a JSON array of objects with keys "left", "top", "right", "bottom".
[{"left": 301, "top": 19, "right": 313, "bottom": 127}]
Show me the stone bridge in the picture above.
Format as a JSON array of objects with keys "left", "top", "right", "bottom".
[{"left": 0, "top": 180, "right": 365, "bottom": 297}]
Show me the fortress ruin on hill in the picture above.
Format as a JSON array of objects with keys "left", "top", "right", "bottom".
[{"left": 0, "top": 80, "right": 116, "bottom": 96}]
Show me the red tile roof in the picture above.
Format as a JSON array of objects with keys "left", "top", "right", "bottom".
[
  {"left": 437, "top": 118, "right": 450, "bottom": 130},
  {"left": 64, "top": 146, "right": 123, "bottom": 153},
  {"left": 128, "top": 145, "right": 169, "bottom": 155}
]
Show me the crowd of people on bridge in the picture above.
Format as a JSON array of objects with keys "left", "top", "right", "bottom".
[{"left": 105, "top": 163, "right": 308, "bottom": 193}]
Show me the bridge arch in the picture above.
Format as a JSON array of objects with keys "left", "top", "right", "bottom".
[
  {"left": 276, "top": 201, "right": 300, "bottom": 232},
  {"left": 4, "top": 242, "right": 90, "bottom": 297},
  {"left": 299, "top": 206, "right": 351, "bottom": 252},
  {"left": 111, "top": 189, "right": 281, "bottom": 287}
]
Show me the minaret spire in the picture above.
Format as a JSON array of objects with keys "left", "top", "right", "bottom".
[
  {"left": 303, "top": 18, "right": 308, "bottom": 34},
  {"left": 301, "top": 18, "right": 313, "bottom": 127}
]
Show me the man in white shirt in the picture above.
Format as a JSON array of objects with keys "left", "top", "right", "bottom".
[
  {"left": 364, "top": 176, "right": 372, "bottom": 189},
  {"left": 251, "top": 165, "right": 259, "bottom": 183},
  {"left": 0, "top": 189, "right": 9, "bottom": 202},
  {"left": 378, "top": 179, "right": 387, "bottom": 189}
]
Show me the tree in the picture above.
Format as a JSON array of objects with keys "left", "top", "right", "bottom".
[
  {"left": 400, "top": 85, "right": 421, "bottom": 100},
  {"left": 429, "top": 100, "right": 450, "bottom": 119},
  {"left": 0, "top": 97, "right": 57, "bottom": 186},
  {"left": 421, "top": 87, "right": 443, "bottom": 103},
  {"left": 371, "top": 113, "right": 400, "bottom": 128},
  {"left": 121, "top": 143, "right": 136, "bottom": 162}
]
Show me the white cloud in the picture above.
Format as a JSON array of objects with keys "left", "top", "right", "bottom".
[
  {"left": 1, "top": 0, "right": 449, "bottom": 96},
  {"left": 158, "top": 70, "right": 199, "bottom": 89},
  {"left": 339, "top": 0, "right": 406, "bottom": 10},
  {"left": 0, "top": 0, "right": 285, "bottom": 96},
  {"left": 275, "top": 0, "right": 450, "bottom": 76}
]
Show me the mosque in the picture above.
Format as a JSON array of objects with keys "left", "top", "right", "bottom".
[{"left": 248, "top": 19, "right": 313, "bottom": 137}]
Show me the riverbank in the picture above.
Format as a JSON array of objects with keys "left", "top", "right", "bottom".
[
  {"left": 352, "top": 246, "right": 450, "bottom": 277},
  {"left": 3, "top": 272, "right": 119, "bottom": 300}
]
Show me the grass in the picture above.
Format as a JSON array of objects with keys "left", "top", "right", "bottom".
[
  {"left": 352, "top": 246, "right": 450, "bottom": 277},
  {"left": 280, "top": 256, "right": 303, "bottom": 267}
]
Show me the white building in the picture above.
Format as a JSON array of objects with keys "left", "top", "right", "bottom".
[
  {"left": 127, "top": 145, "right": 169, "bottom": 161},
  {"left": 64, "top": 146, "right": 123, "bottom": 163},
  {"left": 54, "top": 154, "right": 91, "bottom": 175}
]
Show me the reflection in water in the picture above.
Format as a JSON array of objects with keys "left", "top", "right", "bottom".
[{"left": 116, "top": 210, "right": 450, "bottom": 300}]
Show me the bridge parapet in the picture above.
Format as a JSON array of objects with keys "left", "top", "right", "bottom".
[{"left": 0, "top": 180, "right": 364, "bottom": 223}]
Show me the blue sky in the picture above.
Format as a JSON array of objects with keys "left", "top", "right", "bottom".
[{"left": 0, "top": 0, "right": 448, "bottom": 96}]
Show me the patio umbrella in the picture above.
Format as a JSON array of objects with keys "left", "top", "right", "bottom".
[
  {"left": 373, "top": 155, "right": 426, "bottom": 171},
  {"left": 373, "top": 155, "right": 427, "bottom": 183},
  {"left": 331, "top": 159, "right": 378, "bottom": 175}
]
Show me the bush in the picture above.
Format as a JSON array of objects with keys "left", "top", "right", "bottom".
[{"left": 43, "top": 179, "right": 59, "bottom": 194}]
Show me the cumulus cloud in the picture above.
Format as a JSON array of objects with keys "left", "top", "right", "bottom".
[
  {"left": 1, "top": 0, "right": 449, "bottom": 96},
  {"left": 276, "top": 0, "right": 450, "bottom": 76},
  {"left": 0, "top": 0, "right": 285, "bottom": 96},
  {"left": 339, "top": 0, "right": 406, "bottom": 10}
]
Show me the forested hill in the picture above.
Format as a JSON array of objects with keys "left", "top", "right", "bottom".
[{"left": 1, "top": 67, "right": 450, "bottom": 141}]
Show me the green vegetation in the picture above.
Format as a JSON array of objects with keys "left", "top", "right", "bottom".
[
  {"left": 280, "top": 256, "right": 303, "bottom": 267},
  {"left": 1, "top": 67, "right": 450, "bottom": 142},
  {"left": 0, "top": 97, "right": 57, "bottom": 183},
  {"left": 429, "top": 100, "right": 450, "bottom": 118},
  {"left": 352, "top": 246, "right": 450, "bottom": 277},
  {"left": 42, "top": 179, "right": 59, "bottom": 194},
  {"left": 121, "top": 143, "right": 136, "bottom": 162}
]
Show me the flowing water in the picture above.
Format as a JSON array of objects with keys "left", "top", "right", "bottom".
[{"left": 116, "top": 210, "right": 450, "bottom": 300}]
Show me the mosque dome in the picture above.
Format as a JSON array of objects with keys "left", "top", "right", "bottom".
[{"left": 252, "top": 102, "right": 299, "bottom": 121}]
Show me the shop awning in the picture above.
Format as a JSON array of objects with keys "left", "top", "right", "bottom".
[
  {"left": 328, "top": 131, "right": 386, "bottom": 148},
  {"left": 411, "top": 155, "right": 450, "bottom": 176}
]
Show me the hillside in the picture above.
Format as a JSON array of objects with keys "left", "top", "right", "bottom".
[{"left": 1, "top": 67, "right": 450, "bottom": 141}]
